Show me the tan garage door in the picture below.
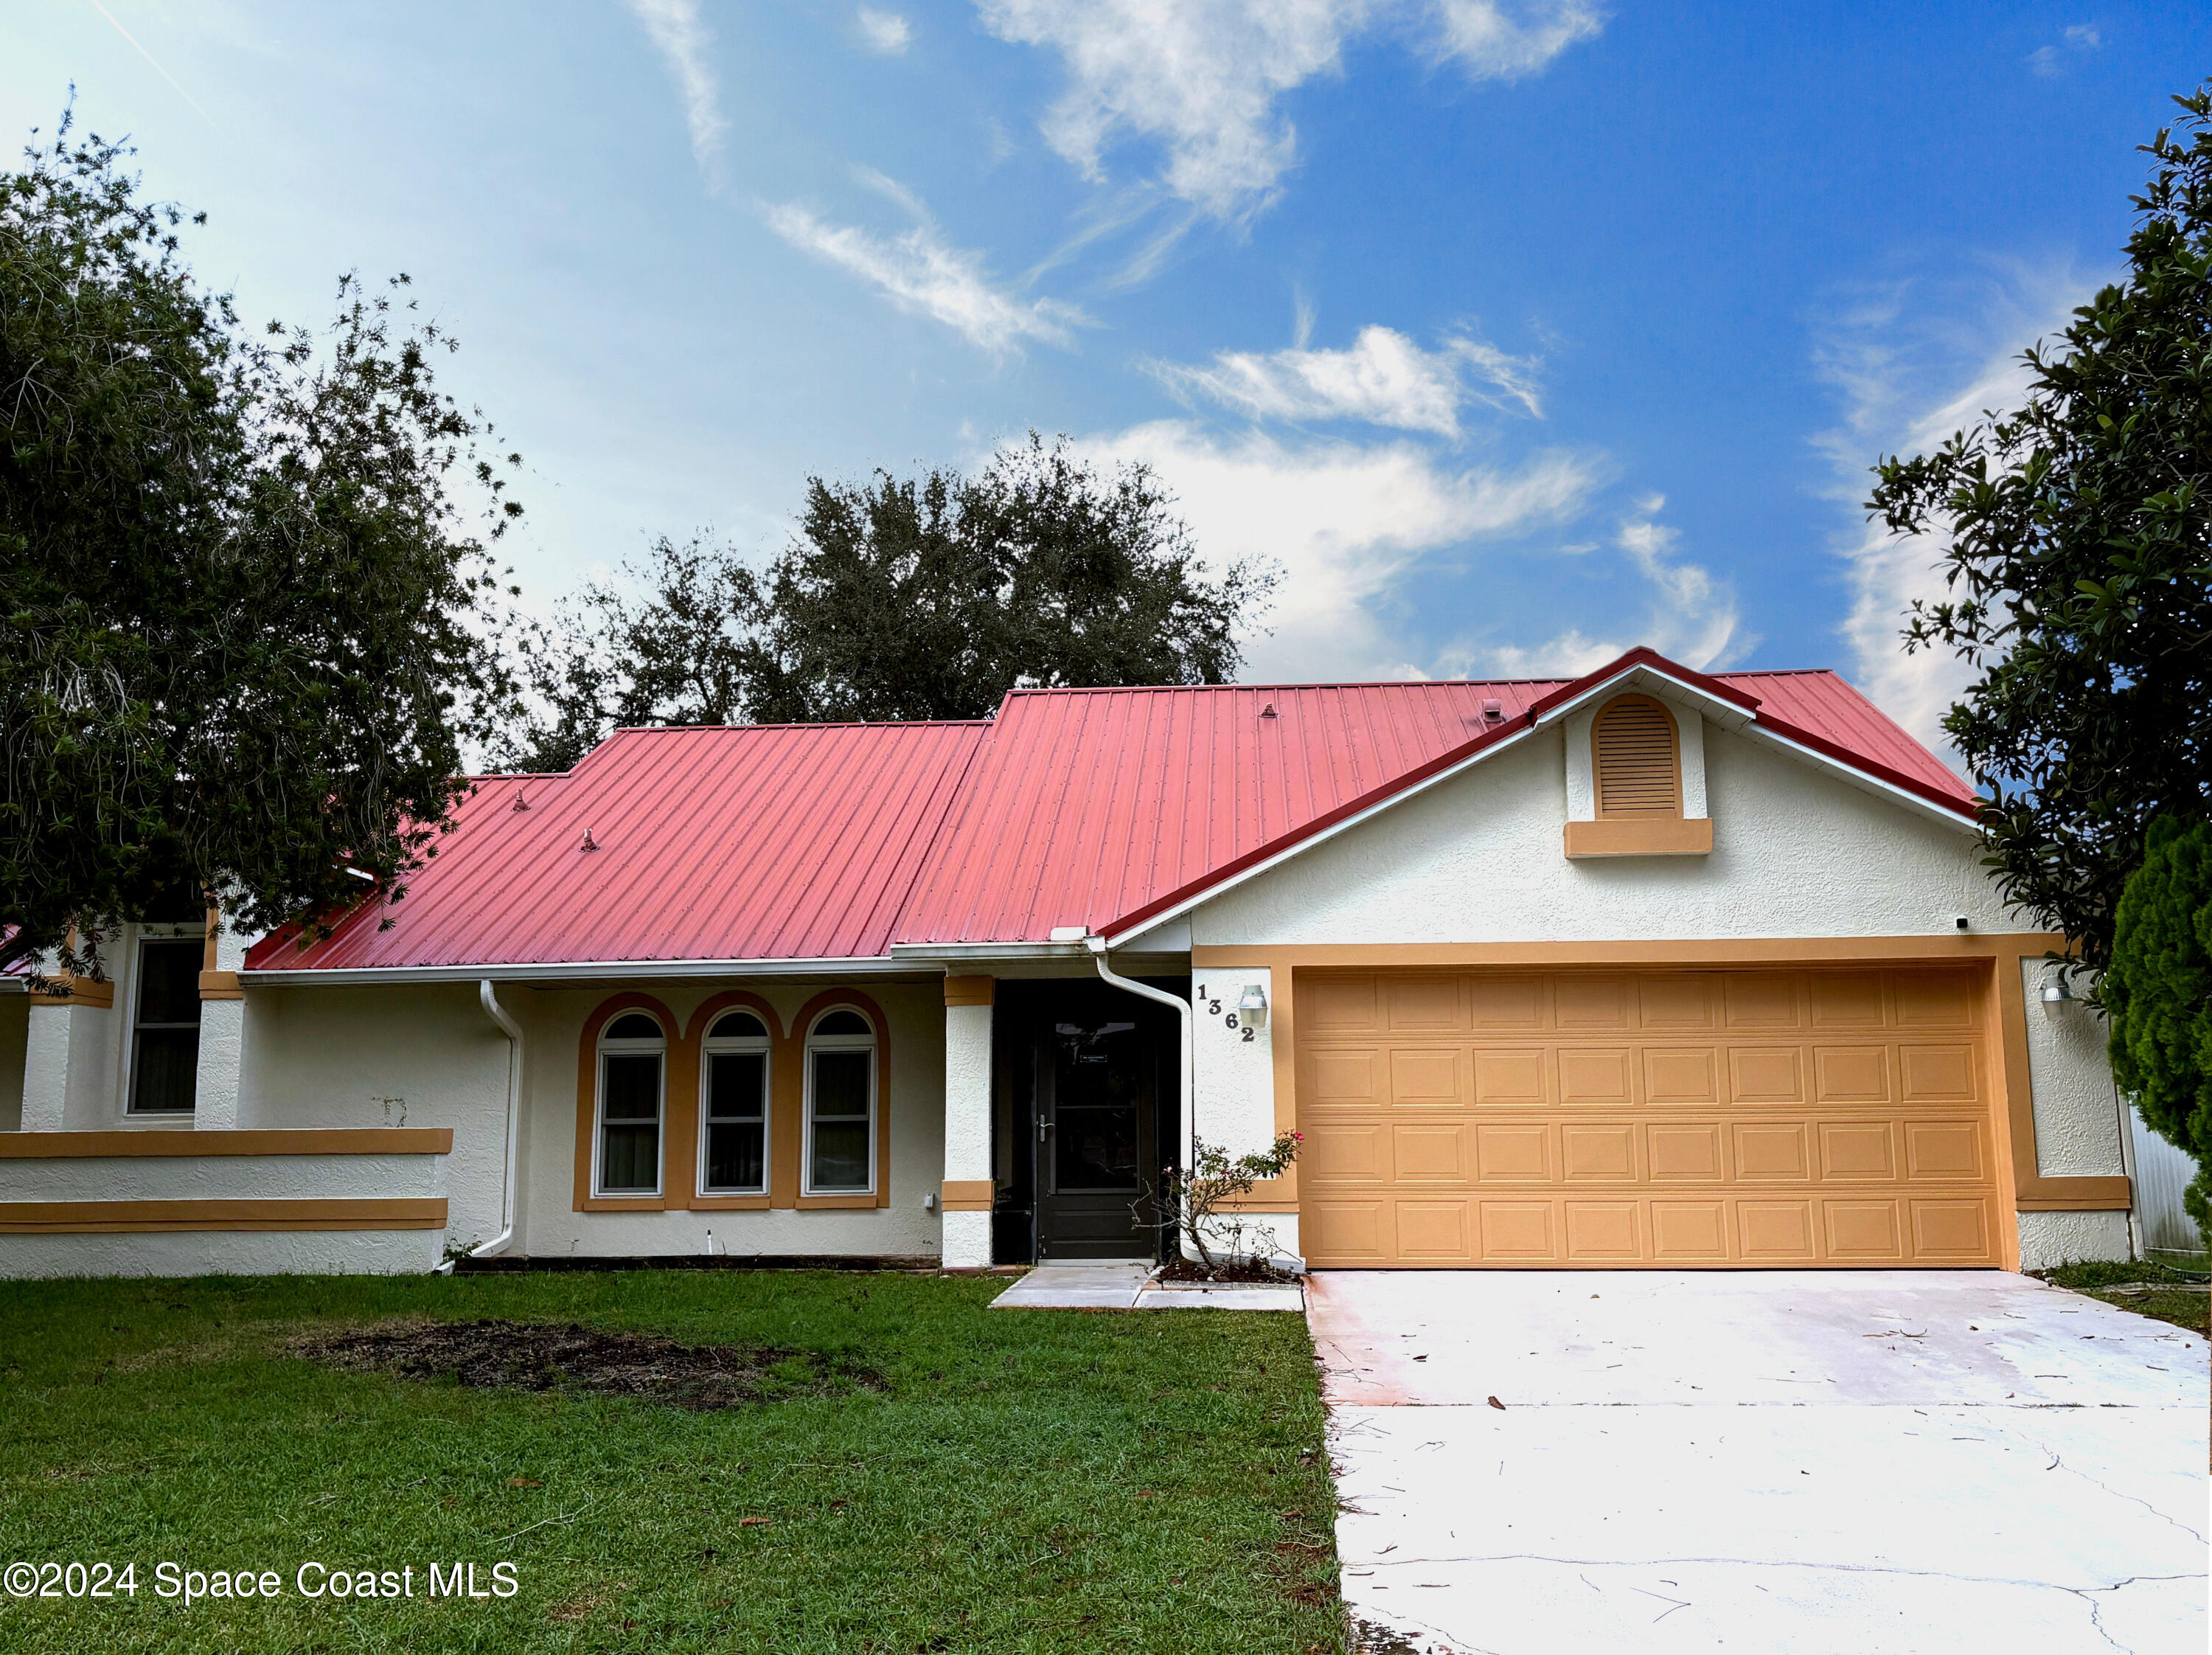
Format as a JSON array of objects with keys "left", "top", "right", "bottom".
[{"left": 1297, "top": 967, "right": 2002, "bottom": 1267}]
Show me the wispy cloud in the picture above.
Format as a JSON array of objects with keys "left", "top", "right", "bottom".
[
  {"left": 767, "top": 201, "right": 1089, "bottom": 353},
  {"left": 1428, "top": 1, "right": 1605, "bottom": 80},
  {"left": 1810, "top": 264, "right": 2093, "bottom": 758},
  {"left": 1073, "top": 420, "right": 1599, "bottom": 679},
  {"left": 857, "top": 7, "right": 914, "bottom": 54},
  {"left": 625, "top": 0, "right": 726, "bottom": 175},
  {"left": 1463, "top": 494, "right": 1741, "bottom": 676},
  {"left": 975, "top": 1, "right": 1602, "bottom": 221},
  {"left": 1149, "top": 324, "right": 1542, "bottom": 435},
  {"left": 2028, "top": 22, "right": 2101, "bottom": 77}
]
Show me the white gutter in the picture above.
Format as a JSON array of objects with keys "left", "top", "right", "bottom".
[
  {"left": 1087, "top": 937, "right": 1192, "bottom": 1188},
  {"left": 246, "top": 954, "right": 921, "bottom": 988},
  {"left": 436, "top": 979, "right": 524, "bottom": 1273}
]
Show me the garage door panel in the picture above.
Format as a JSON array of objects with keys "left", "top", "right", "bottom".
[
  {"left": 1733, "top": 1122, "right": 1810, "bottom": 1179},
  {"left": 1818, "top": 1120, "right": 1897, "bottom": 1179},
  {"left": 1722, "top": 972, "right": 1802, "bottom": 1029},
  {"left": 1472, "top": 1049, "right": 1548, "bottom": 1106},
  {"left": 1911, "top": 1198, "right": 1993, "bottom": 1259},
  {"left": 1899, "top": 1044, "right": 1977, "bottom": 1101},
  {"left": 1650, "top": 1201, "right": 1731, "bottom": 1260},
  {"left": 1391, "top": 1123, "right": 1467, "bottom": 1182},
  {"left": 1559, "top": 1048, "right": 1635, "bottom": 1106},
  {"left": 1729, "top": 1047, "right": 1806, "bottom": 1104},
  {"left": 1468, "top": 975, "right": 1545, "bottom": 1028},
  {"left": 1904, "top": 1120, "right": 1985, "bottom": 1179},
  {"left": 1474, "top": 1124, "right": 1551, "bottom": 1180},
  {"left": 1565, "top": 1201, "right": 1642, "bottom": 1260},
  {"left": 1562, "top": 1124, "right": 1636, "bottom": 1180},
  {"left": 1825, "top": 1199, "right": 1904, "bottom": 1260},
  {"left": 1387, "top": 1047, "right": 1464, "bottom": 1106},
  {"left": 1298, "top": 967, "right": 2001, "bottom": 1268},
  {"left": 1305, "top": 1048, "right": 1382, "bottom": 1104},
  {"left": 1395, "top": 1201, "right": 1472, "bottom": 1260},
  {"left": 1738, "top": 1201, "right": 1818, "bottom": 1260},
  {"left": 1812, "top": 1045, "right": 1891, "bottom": 1103},
  {"left": 1646, "top": 1123, "right": 1723, "bottom": 1180},
  {"left": 1644, "top": 1047, "right": 1720, "bottom": 1104},
  {"left": 1478, "top": 1201, "right": 1555, "bottom": 1259},
  {"left": 1385, "top": 976, "right": 1463, "bottom": 1030},
  {"left": 1809, "top": 972, "right": 1885, "bottom": 1027},
  {"left": 1554, "top": 975, "right": 1631, "bottom": 1029}
]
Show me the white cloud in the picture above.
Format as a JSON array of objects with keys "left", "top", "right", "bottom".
[
  {"left": 975, "top": 1, "right": 1601, "bottom": 220},
  {"left": 1430, "top": 1, "right": 1604, "bottom": 80},
  {"left": 857, "top": 7, "right": 914, "bottom": 54},
  {"left": 1464, "top": 496, "right": 1741, "bottom": 678},
  {"left": 2029, "top": 22, "right": 2101, "bottom": 76},
  {"left": 977, "top": 0, "right": 1366, "bottom": 220},
  {"left": 625, "top": 0, "right": 726, "bottom": 174},
  {"left": 1071, "top": 420, "right": 1599, "bottom": 679},
  {"left": 766, "top": 202, "right": 1089, "bottom": 353},
  {"left": 1812, "top": 267, "right": 2093, "bottom": 758},
  {"left": 1150, "top": 324, "right": 1542, "bottom": 435}
]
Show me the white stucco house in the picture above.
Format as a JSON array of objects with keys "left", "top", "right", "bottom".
[{"left": 0, "top": 648, "right": 2141, "bottom": 1277}]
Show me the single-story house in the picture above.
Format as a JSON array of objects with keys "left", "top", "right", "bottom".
[{"left": 0, "top": 648, "right": 2140, "bottom": 1277}]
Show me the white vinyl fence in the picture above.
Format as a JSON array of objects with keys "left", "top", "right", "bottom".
[{"left": 2129, "top": 1106, "right": 2205, "bottom": 1260}]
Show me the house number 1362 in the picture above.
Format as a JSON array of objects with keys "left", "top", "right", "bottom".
[{"left": 1195, "top": 985, "right": 1257, "bottom": 1043}]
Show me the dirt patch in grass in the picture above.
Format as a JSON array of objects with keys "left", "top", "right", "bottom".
[{"left": 292, "top": 1319, "right": 883, "bottom": 1410}]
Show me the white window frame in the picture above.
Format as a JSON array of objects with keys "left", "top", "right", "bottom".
[
  {"left": 801, "top": 1007, "right": 877, "bottom": 1197},
  {"left": 593, "top": 1013, "right": 668, "bottom": 1198},
  {"left": 698, "top": 1011, "right": 772, "bottom": 1196},
  {"left": 122, "top": 922, "right": 206, "bottom": 1118}
]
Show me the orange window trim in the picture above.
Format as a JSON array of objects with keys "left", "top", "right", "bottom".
[
  {"left": 574, "top": 987, "right": 891, "bottom": 1213},
  {"left": 1593, "top": 694, "right": 1682, "bottom": 819}
]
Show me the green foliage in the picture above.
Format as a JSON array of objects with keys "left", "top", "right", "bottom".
[
  {"left": 2104, "top": 816, "right": 2212, "bottom": 1240},
  {"left": 494, "top": 434, "right": 1273, "bottom": 771},
  {"left": 0, "top": 114, "right": 522, "bottom": 974},
  {"left": 1865, "top": 87, "right": 2212, "bottom": 969},
  {"left": 1159, "top": 1130, "right": 1304, "bottom": 1271}
]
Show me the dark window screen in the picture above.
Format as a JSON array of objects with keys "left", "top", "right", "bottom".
[
  {"left": 703, "top": 1051, "right": 766, "bottom": 1192},
  {"left": 131, "top": 939, "right": 204, "bottom": 1113}
]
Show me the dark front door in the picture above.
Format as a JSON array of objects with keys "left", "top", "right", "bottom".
[{"left": 1034, "top": 1013, "right": 1159, "bottom": 1260}]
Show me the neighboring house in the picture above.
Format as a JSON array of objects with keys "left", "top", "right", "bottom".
[{"left": 0, "top": 649, "right": 2139, "bottom": 1277}]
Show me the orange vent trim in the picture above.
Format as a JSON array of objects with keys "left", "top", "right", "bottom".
[{"left": 1593, "top": 695, "right": 1681, "bottom": 817}]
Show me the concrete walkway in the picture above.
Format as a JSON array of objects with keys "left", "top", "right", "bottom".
[
  {"left": 1309, "top": 1270, "right": 2209, "bottom": 1655},
  {"left": 988, "top": 1262, "right": 1306, "bottom": 1311}
]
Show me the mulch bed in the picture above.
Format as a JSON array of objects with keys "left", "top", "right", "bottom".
[
  {"left": 1155, "top": 1257, "right": 1303, "bottom": 1286},
  {"left": 293, "top": 1319, "right": 881, "bottom": 1411}
]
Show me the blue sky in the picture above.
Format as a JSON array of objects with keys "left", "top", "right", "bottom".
[{"left": 4, "top": 3, "right": 2205, "bottom": 749}]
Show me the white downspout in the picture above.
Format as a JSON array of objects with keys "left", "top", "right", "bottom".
[
  {"left": 1088, "top": 937, "right": 1193, "bottom": 1221},
  {"left": 438, "top": 979, "right": 524, "bottom": 1273}
]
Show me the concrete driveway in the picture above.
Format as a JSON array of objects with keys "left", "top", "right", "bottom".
[{"left": 1308, "top": 1270, "right": 2208, "bottom": 1655}]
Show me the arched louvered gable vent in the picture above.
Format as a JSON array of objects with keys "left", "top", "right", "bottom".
[{"left": 1593, "top": 695, "right": 1681, "bottom": 817}]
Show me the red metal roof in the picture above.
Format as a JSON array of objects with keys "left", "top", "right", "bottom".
[
  {"left": 897, "top": 654, "right": 1975, "bottom": 947},
  {"left": 246, "top": 650, "right": 1974, "bottom": 972},
  {"left": 246, "top": 721, "right": 987, "bottom": 971}
]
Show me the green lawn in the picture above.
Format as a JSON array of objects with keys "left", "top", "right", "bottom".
[
  {"left": 2036, "top": 1257, "right": 2211, "bottom": 1335},
  {"left": 0, "top": 1271, "right": 1342, "bottom": 1654}
]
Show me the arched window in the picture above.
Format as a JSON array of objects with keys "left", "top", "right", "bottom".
[
  {"left": 700, "top": 1010, "right": 771, "bottom": 1196},
  {"left": 1593, "top": 695, "right": 1682, "bottom": 818},
  {"left": 595, "top": 1011, "right": 666, "bottom": 1196},
  {"left": 804, "top": 1007, "right": 876, "bottom": 1195}
]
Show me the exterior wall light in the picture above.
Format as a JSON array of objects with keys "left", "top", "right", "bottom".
[
  {"left": 1237, "top": 983, "right": 1269, "bottom": 1030},
  {"left": 2040, "top": 966, "right": 2076, "bottom": 1005}
]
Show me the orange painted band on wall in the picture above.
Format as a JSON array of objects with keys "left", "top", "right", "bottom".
[
  {"left": 0, "top": 1198, "right": 448, "bottom": 1232},
  {"left": 943, "top": 976, "right": 995, "bottom": 1007},
  {"left": 940, "top": 1179, "right": 995, "bottom": 1212},
  {"left": 0, "top": 1128, "right": 454, "bottom": 1158}
]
